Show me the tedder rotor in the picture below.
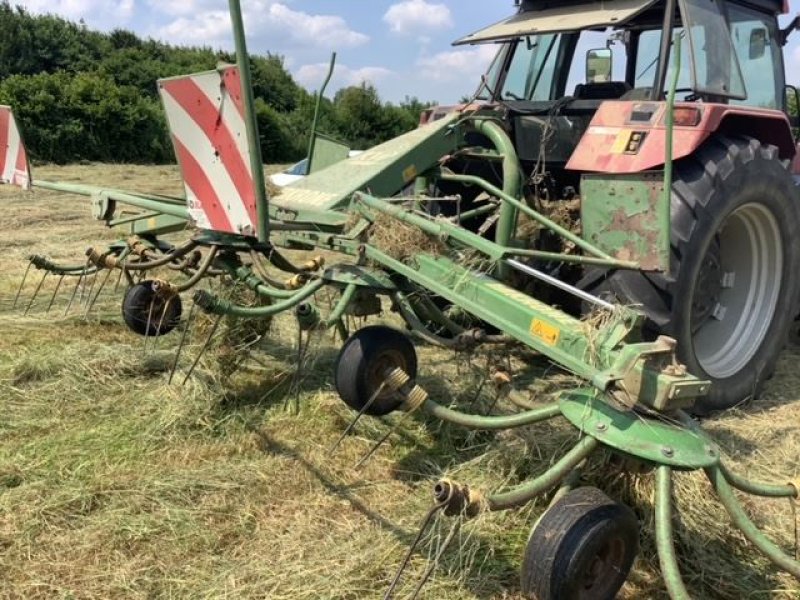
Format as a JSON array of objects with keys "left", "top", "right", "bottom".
[{"left": 3, "top": 0, "right": 800, "bottom": 597}]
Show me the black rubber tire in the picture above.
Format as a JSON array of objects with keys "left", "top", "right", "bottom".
[
  {"left": 520, "top": 487, "right": 638, "bottom": 600},
  {"left": 122, "top": 280, "right": 182, "bottom": 337},
  {"left": 590, "top": 136, "right": 800, "bottom": 413},
  {"left": 334, "top": 325, "right": 417, "bottom": 416}
]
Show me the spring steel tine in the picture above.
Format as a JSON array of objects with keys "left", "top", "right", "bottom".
[
  {"left": 65, "top": 259, "right": 90, "bottom": 316},
  {"left": 409, "top": 519, "right": 462, "bottom": 599},
  {"left": 383, "top": 503, "right": 446, "bottom": 600},
  {"left": 353, "top": 422, "right": 396, "bottom": 470},
  {"left": 169, "top": 301, "right": 197, "bottom": 385},
  {"left": 13, "top": 260, "right": 33, "bottom": 309},
  {"left": 84, "top": 268, "right": 113, "bottom": 319},
  {"left": 113, "top": 267, "right": 124, "bottom": 293},
  {"left": 82, "top": 267, "right": 100, "bottom": 308},
  {"left": 328, "top": 381, "right": 388, "bottom": 455},
  {"left": 45, "top": 275, "right": 65, "bottom": 314},
  {"left": 143, "top": 295, "right": 157, "bottom": 353},
  {"left": 182, "top": 314, "right": 222, "bottom": 385},
  {"left": 23, "top": 271, "right": 48, "bottom": 316},
  {"left": 152, "top": 297, "right": 173, "bottom": 350}
]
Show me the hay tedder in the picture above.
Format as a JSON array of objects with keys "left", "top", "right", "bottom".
[{"left": 4, "top": 0, "right": 800, "bottom": 597}]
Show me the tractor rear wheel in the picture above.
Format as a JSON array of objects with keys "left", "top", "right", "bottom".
[{"left": 594, "top": 136, "right": 800, "bottom": 413}]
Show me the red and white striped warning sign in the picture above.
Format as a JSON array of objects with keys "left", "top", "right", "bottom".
[
  {"left": 159, "top": 66, "right": 258, "bottom": 235},
  {"left": 0, "top": 106, "right": 31, "bottom": 190}
]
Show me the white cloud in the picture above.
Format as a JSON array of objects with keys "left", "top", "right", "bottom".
[
  {"left": 154, "top": 1, "right": 368, "bottom": 50},
  {"left": 295, "top": 63, "right": 393, "bottom": 92},
  {"left": 383, "top": 0, "right": 453, "bottom": 35},
  {"left": 14, "top": 0, "right": 135, "bottom": 26},
  {"left": 416, "top": 44, "right": 497, "bottom": 83}
]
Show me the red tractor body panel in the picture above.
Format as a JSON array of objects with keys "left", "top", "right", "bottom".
[{"left": 567, "top": 101, "right": 796, "bottom": 174}]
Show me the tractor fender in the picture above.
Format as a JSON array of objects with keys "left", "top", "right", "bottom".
[{"left": 567, "top": 101, "right": 795, "bottom": 174}]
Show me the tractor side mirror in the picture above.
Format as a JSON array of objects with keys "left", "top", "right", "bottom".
[
  {"left": 586, "top": 48, "right": 612, "bottom": 83},
  {"left": 749, "top": 28, "right": 768, "bottom": 60}
]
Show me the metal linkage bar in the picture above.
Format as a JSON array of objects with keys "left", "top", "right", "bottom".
[
  {"left": 655, "top": 466, "right": 691, "bottom": 600},
  {"left": 506, "top": 258, "right": 615, "bottom": 311}
]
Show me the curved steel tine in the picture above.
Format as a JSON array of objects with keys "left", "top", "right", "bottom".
[
  {"left": 182, "top": 313, "right": 222, "bottom": 385},
  {"left": 84, "top": 268, "right": 113, "bottom": 319},
  {"left": 65, "top": 260, "right": 90, "bottom": 316},
  {"left": 329, "top": 381, "right": 387, "bottom": 455},
  {"left": 169, "top": 301, "right": 197, "bottom": 385},
  {"left": 24, "top": 271, "right": 48, "bottom": 316},
  {"left": 46, "top": 275, "right": 65, "bottom": 314},
  {"left": 410, "top": 518, "right": 462, "bottom": 599},
  {"left": 13, "top": 260, "right": 33, "bottom": 309}
]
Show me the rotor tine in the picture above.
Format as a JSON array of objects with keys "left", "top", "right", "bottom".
[
  {"left": 84, "top": 268, "right": 113, "bottom": 319},
  {"left": 45, "top": 275, "right": 65, "bottom": 314},
  {"left": 169, "top": 301, "right": 197, "bottom": 385},
  {"left": 23, "top": 271, "right": 48, "bottom": 316},
  {"left": 410, "top": 518, "right": 462, "bottom": 599},
  {"left": 383, "top": 503, "right": 445, "bottom": 600},
  {"left": 143, "top": 293, "right": 157, "bottom": 352},
  {"left": 113, "top": 267, "right": 124, "bottom": 293},
  {"left": 81, "top": 269, "right": 97, "bottom": 307},
  {"left": 328, "top": 381, "right": 387, "bottom": 455},
  {"left": 182, "top": 313, "right": 222, "bottom": 385},
  {"left": 13, "top": 259, "right": 33, "bottom": 309},
  {"left": 152, "top": 296, "right": 174, "bottom": 350},
  {"left": 65, "top": 260, "right": 89, "bottom": 316},
  {"left": 353, "top": 421, "right": 396, "bottom": 470}
]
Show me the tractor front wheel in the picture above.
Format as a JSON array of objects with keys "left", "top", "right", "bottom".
[{"left": 597, "top": 136, "right": 800, "bottom": 413}]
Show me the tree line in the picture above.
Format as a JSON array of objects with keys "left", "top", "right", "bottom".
[{"left": 0, "top": 3, "right": 432, "bottom": 164}]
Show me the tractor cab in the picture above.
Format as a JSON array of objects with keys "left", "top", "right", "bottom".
[{"left": 461, "top": 0, "right": 795, "bottom": 179}]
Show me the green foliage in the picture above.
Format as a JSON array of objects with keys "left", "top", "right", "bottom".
[{"left": 0, "top": 2, "right": 431, "bottom": 164}]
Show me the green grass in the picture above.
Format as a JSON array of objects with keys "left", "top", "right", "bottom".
[{"left": 0, "top": 165, "right": 799, "bottom": 599}]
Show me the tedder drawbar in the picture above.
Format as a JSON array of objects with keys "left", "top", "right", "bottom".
[{"left": 4, "top": 0, "right": 800, "bottom": 598}]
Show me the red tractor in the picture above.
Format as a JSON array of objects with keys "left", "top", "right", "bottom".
[{"left": 445, "top": 0, "right": 800, "bottom": 414}]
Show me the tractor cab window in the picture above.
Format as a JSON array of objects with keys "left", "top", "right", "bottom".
[
  {"left": 727, "top": 4, "right": 783, "bottom": 109},
  {"left": 635, "top": 29, "right": 693, "bottom": 96},
  {"left": 500, "top": 34, "right": 563, "bottom": 101}
]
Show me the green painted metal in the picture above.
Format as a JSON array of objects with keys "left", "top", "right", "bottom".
[
  {"left": 363, "top": 245, "right": 709, "bottom": 407},
  {"left": 436, "top": 173, "right": 618, "bottom": 262},
  {"left": 194, "top": 279, "right": 325, "bottom": 317},
  {"left": 307, "top": 52, "right": 337, "bottom": 174},
  {"left": 354, "top": 192, "right": 637, "bottom": 269},
  {"left": 580, "top": 172, "right": 669, "bottom": 271},
  {"left": 485, "top": 437, "right": 600, "bottom": 511},
  {"left": 559, "top": 389, "right": 719, "bottom": 469},
  {"left": 34, "top": 180, "right": 190, "bottom": 221},
  {"left": 664, "top": 32, "right": 681, "bottom": 247},
  {"left": 121, "top": 214, "right": 189, "bottom": 237},
  {"left": 320, "top": 265, "right": 397, "bottom": 290},
  {"left": 418, "top": 398, "right": 562, "bottom": 430},
  {"left": 718, "top": 463, "right": 798, "bottom": 498},
  {"left": 655, "top": 466, "right": 691, "bottom": 600},
  {"left": 469, "top": 119, "right": 522, "bottom": 248},
  {"left": 309, "top": 133, "right": 351, "bottom": 174},
  {"left": 706, "top": 465, "right": 800, "bottom": 578},
  {"left": 228, "top": 0, "right": 269, "bottom": 242},
  {"left": 270, "top": 112, "right": 462, "bottom": 215}
]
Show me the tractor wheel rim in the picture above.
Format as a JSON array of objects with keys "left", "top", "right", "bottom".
[{"left": 691, "top": 203, "right": 783, "bottom": 379}]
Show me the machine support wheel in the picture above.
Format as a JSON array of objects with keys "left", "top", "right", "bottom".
[
  {"left": 334, "top": 325, "right": 417, "bottom": 416},
  {"left": 590, "top": 136, "right": 800, "bottom": 413},
  {"left": 520, "top": 487, "right": 638, "bottom": 600},
  {"left": 122, "top": 280, "right": 182, "bottom": 337}
]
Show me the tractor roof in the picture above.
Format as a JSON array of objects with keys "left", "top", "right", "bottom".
[{"left": 453, "top": 0, "right": 785, "bottom": 46}]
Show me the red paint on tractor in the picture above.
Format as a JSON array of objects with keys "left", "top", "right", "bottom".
[{"left": 567, "top": 101, "right": 795, "bottom": 174}]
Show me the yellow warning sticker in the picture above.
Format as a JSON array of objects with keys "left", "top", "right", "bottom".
[
  {"left": 530, "top": 319, "right": 560, "bottom": 346},
  {"left": 402, "top": 164, "right": 418, "bottom": 183},
  {"left": 610, "top": 129, "right": 632, "bottom": 154}
]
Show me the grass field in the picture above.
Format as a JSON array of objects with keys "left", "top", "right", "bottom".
[{"left": 1, "top": 164, "right": 799, "bottom": 599}]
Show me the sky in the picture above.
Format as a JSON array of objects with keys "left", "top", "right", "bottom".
[{"left": 10, "top": 0, "right": 800, "bottom": 104}]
